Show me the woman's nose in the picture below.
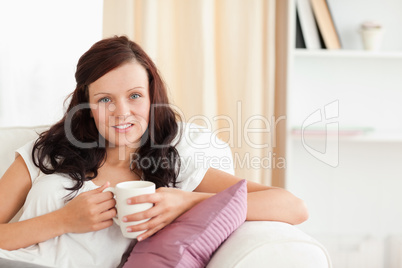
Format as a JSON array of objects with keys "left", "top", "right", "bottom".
[{"left": 112, "top": 100, "right": 130, "bottom": 117}]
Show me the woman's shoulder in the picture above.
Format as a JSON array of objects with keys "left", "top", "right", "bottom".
[
  {"left": 15, "top": 139, "right": 41, "bottom": 182},
  {"left": 174, "top": 121, "right": 230, "bottom": 152},
  {"left": 174, "top": 122, "right": 214, "bottom": 147},
  {"left": 173, "top": 122, "right": 235, "bottom": 190},
  {"left": 176, "top": 121, "right": 213, "bottom": 135},
  {"left": 16, "top": 139, "right": 36, "bottom": 159}
]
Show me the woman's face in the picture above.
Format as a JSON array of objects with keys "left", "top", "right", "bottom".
[{"left": 88, "top": 60, "right": 150, "bottom": 148}]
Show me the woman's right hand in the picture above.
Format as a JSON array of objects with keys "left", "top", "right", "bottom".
[
  {"left": 1, "top": 159, "right": 117, "bottom": 250},
  {"left": 60, "top": 182, "right": 117, "bottom": 234}
]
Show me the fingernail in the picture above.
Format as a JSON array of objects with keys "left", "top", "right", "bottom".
[
  {"left": 127, "top": 199, "right": 132, "bottom": 204},
  {"left": 137, "top": 236, "right": 142, "bottom": 241},
  {"left": 122, "top": 217, "right": 128, "bottom": 222},
  {"left": 126, "top": 227, "right": 131, "bottom": 232}
]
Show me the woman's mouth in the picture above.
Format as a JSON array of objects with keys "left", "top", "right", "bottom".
[{"left": 113, "top": 123, "right": 134, "bottom": 132}]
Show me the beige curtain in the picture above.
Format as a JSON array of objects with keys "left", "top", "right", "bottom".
[{"left": 103, "top": 0, "right": 287, "bottom": 186}]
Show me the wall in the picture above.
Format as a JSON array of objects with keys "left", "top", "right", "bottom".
[{"left": 0, "top": 0, "right": 103, "bottom": 127}]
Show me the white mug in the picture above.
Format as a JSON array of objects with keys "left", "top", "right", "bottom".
[{"left": 104, "top": 181, "right": 155, "bottom": 239}]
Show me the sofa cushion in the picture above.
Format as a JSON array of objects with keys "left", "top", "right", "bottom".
[
  {"left": 207, "top": 221, "right": 332, "bottom": 268},
  {"left": 123, "top": 179, "right": 247, "bottom": 268},
  {"left": 0, "top": 126, "right": 48, "bottom": 177}
]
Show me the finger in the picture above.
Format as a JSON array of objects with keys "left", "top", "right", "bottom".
[
  {"left": 83, "top": 181, "right": 111, "bottom": 196},
  {"left": 97, "top": 181, "right": 111, "bottom": 193},
  {"left": 128, "top": 214, "right": 165, "bottom": 233},
  {"left": 85, "top": 190, "right": 114, "bottom": 205},
  {"left": 127, "top": 193, "right": 161, "bottom": 205},
  {"left": 98, "top": 207, "right": 117, "bottom": 222},
  {"left": 98, "top": 198, "right": 117, "bottom": 213},
  {"left": 124, "top": 205, "right": 162, "bottom": 222},
  {"left": 93, "top": 219, "right": 114, "bottom": 231},
  {"left": 137, "top": 224, "right": 166, "bottom": 241}
]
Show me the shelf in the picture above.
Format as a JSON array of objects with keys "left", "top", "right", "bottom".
[
  {"left": 290, "top": 128, "right": 402, "bottom": 143},
  {"left": 345, "top": 130, "right": 402, "bottom": 143},
  {"left": 293, "top": 49, "right": 402, "bottom": 59}
]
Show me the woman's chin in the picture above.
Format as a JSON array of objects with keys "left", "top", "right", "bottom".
[{"left": 107, "top": 136, "right": 143, "bottom": 149}]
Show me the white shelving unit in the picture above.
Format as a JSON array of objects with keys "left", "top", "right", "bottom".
[
  {"left": 293, "top": 49, "right": 402, "bottom": 59},
  {"left": 291, "top": 129, "right": 402, "bottom": 143},
  {"left": 286, "top": 0, "right": 402, "bottom": 267}
]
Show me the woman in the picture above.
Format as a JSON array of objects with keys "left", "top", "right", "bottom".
[{"left": 0, "top": 36, "right": 308, "bottom": 267}]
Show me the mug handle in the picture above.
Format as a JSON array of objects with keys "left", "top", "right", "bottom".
[{"left": 103, "top": 187, "right": 120, "bottom": 226}]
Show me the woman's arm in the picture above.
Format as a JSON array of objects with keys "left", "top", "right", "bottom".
[
  {"left": 125, "top": 168, "right": 308, "bottom": 241},
  {"left": 194, "top": 168, "right": 309, "bottom": 225},
  {"left": 0, "top": 156, "right": 116, "bottom": 250},
  {"left": 0, "top": 156, "right": 31, "bottom": 224},
  {"left": 0, "top": 156, "right": 64, "bottom": 250}
]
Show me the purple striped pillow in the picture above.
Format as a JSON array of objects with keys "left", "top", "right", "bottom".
[{"left": 123, "top": 179, "right": 247, "bottom": 268}]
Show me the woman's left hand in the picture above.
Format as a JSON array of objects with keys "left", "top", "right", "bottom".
[{"left": 124, "top": 187, "right": 207, "bottom": 241}]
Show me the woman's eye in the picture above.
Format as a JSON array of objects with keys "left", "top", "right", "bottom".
[
  {"left": 98, "top": 97, "right": 111, "bottom": 103},
  {"left": 130, "top": 93, "right": 140, "bottom": 99}
]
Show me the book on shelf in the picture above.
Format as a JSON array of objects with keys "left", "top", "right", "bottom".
[
  {"left": 310, "top": 0, "right": 341, "bottom": 49},
  {"left": 296, "top": 0, "right": 322, "bottom": 49},
  {"left": 295, "top": 10, "right": 306, "bottom": 48}
]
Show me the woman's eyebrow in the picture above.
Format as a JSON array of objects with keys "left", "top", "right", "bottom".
[
  {"left": 127, "top": 86, "right": 146, "bottom": 92},
  {"left": 93, "top": 92, "right": 109, "bottom": 96},
  {"left": 93, "top": 86, "right": 146, "bottom": 96}
]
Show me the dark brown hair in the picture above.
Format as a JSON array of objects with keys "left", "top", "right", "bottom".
[{"left": 33, "top": 36, "right": 181, "bottom": 198}]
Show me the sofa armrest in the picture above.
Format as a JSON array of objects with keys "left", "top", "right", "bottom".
[
  {"left": 0, "top": 126, "right": 48, "bottom": 177},
  {"left": 207, "top": 221, "right": 331, "bottom": 268},
  {"left": 0, "top": 126, "right": 49, "bottom": 223}
]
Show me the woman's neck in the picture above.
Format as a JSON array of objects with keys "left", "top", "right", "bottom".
[{"left": 105, "top": 145, "right": 135, "bottom": 168}]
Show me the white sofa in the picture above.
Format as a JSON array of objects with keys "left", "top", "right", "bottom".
[{"left": 0, "top": 126, "right": 332, "bottom": 268}]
